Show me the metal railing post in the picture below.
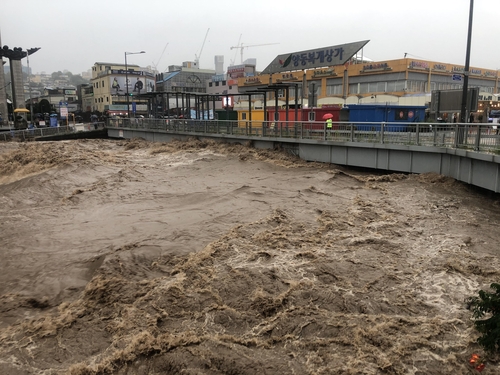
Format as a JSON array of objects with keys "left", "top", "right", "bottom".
[{"left": 474, "top": 124, "right": 481, "bottom": 151}]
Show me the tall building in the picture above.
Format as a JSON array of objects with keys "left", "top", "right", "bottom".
[{"left": 214, "top": 55, "right": 224, "bottom": 75}]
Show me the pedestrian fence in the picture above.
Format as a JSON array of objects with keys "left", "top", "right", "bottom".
[
  {"left": 0, "top": 123, "right": 105, "bottom": 141},
  {"left": 109, "top": 118, "right": 500, "bottom": 155},
  {"left": 4, "top": 119, "right": 500, "bottom": 155}
]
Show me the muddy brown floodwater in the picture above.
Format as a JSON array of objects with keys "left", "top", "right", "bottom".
[{"left": 0, "top": 138, "right": 499, "bottom": 374}]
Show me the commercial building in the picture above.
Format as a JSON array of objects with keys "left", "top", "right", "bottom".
[
  {"left": 235, "top": 41, "right": 500, "bottom": 121},
  {"left": 88, "top": 62, "right": 155, "bottom": 117},
  {"left": 205, "top": 61, "right": 257, "bottom": 110}
]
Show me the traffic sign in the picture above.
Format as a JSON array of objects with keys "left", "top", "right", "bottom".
[{"left": 452, "top": 74, "right": 462, "bottom": 82}]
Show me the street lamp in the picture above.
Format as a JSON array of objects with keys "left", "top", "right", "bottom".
[
  {"left": 124, "top": 51, "right": 145, "bottom": 118},
  {"left": 25, "top": 48, "right": 40, "bottom": 126},
  {"left": 460, "top": 0, "right": 474, "bottom": 123}
]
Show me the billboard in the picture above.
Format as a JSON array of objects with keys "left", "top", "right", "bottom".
[
  {"left": 109, "top": 75, "right": 155, "bottom": 96},
  {"left": 261, "top": 40, "right": 369, "bottom": 74},
  {"left": 430, "top": 88, "right": 479, "bottom": 113}
]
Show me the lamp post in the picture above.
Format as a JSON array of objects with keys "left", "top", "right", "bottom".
[
  {"left": 124, "top": 51, "right": 145, "bottom": 118},
  {"left": 25, "top": 48, "right": 40, "bottom": 126},
  {"left": 460, "top": 0, "right": 474, "bottom": 123}
]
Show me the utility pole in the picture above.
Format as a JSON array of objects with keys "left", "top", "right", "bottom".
[
  {"left": 460, "top": 0, "right": 474, "bottom": 123},
  {"left": 26, "top": 50, "right": 33, "bottom": 126}
]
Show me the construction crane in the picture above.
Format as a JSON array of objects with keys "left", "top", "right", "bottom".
[
  {"left": 152, "top": 42, "right": 169, "bottom": 73},
  {"left": 195, "top": 28, "right": 210, "bottom": 67},
  {"left": 230, "top": 42, "right": 279, "bottom": 64},
  {"left": 230, "top": 34, "right": 242, "bottom": 66}
]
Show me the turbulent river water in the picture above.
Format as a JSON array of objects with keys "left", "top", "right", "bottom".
[{"left": 0, "top": 138, "right": 499, "bottom": 374}]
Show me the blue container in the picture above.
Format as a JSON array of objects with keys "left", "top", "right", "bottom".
[{"left": 347, "top": 104, "right": 427, "bottom": 131}]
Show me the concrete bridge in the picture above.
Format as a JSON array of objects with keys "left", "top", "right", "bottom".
[
  {"left": 106, "top": 118, "right": 500, "bottom": 194},
  {"left": 4, "top": 119, "right": 500, "bottom": 193}
]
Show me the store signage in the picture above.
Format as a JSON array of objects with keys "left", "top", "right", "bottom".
[
  {"left": 60, "top": 107, "right": 68, "bottom": 118},
  {"left": 433, "top": 64, "right": 447, "bottom": 71},
  {"left": 361, "top": 62, "right": 391, "bottom": 72},
  {"left": 110, "top": 69, "right": 154, "bottom": 78},
  {"left": 212, "top": 74, "right": 226, "bottom": 82},
  {"left": 409, "top": 61, "right": 429, "bottom": 69},
  {"left": 312, "top": 69, "right": 336, "bottom": 77},
  {"left": 244, "top": 77, "right": 262, "bottom": 85},
  {"left": 261, "top": 40, "right": 369, "bottom": 74},
  {"left": 227, "top": 65, "right": 245, "bottom": 78}
]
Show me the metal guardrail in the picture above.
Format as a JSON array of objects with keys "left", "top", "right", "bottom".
[
  {"left": 109, "top": 118, "right": 500, "bottom": 154},
  {"left": 0, "top": 123, "right": 106, "bottom": 141},
  {"left": 4, "top": 118, "right": 499, "bottom": 155}
]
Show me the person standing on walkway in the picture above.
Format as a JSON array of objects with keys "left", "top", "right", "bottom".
[{"left": 326, "top": 118, "right": 333, "bottom": 137}]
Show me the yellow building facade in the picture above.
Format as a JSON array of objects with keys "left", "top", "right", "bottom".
[{"left": 236, "top": 58, "right": 499, "bottom": 111}]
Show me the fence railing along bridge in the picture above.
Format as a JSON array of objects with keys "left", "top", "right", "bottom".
[
  {"left": 108, "top": 118, "right": 500, "bottom": 155},
  {"left": 3, "top": 118, "right": 500, "bottom": 192}
]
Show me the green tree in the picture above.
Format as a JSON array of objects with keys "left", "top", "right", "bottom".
[{"left": 467, "top": 283, "right": 500, "bottom": 353}]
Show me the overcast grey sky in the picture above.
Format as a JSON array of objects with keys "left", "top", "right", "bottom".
[{"left": 1, "top": 0, "right": 499, "bottom": 75}]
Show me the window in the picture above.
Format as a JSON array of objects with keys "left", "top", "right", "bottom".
[
  {"left": 407, "top": 80, "right": 426, "bottom": 92},
  {"left": 377, "top": 82, "right": 386, "bottom": 92},
  {"left": 326, "top": 84, "right": 342, "bottom": 96},
  {"left": 359, "top": 83, "right": 369, "bottom": 93},
  {"left": 209, "top": 82, "right": 213, "bottom": 87},
  {"left": 242, "top": 113, "right": 247, "bottom": 120},
  {"left": 387, "top": 81, "right": 406, "bottom": 92},
  {"left": 215, "top": 82, "right": 219, "bottom": 86},
  {"left": 229, "top": 86, "right": 232, "bottom": 90}
]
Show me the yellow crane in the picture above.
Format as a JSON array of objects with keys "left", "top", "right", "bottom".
[{"left": 230, "top": 42, "right": 279, "bottom": 64}]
